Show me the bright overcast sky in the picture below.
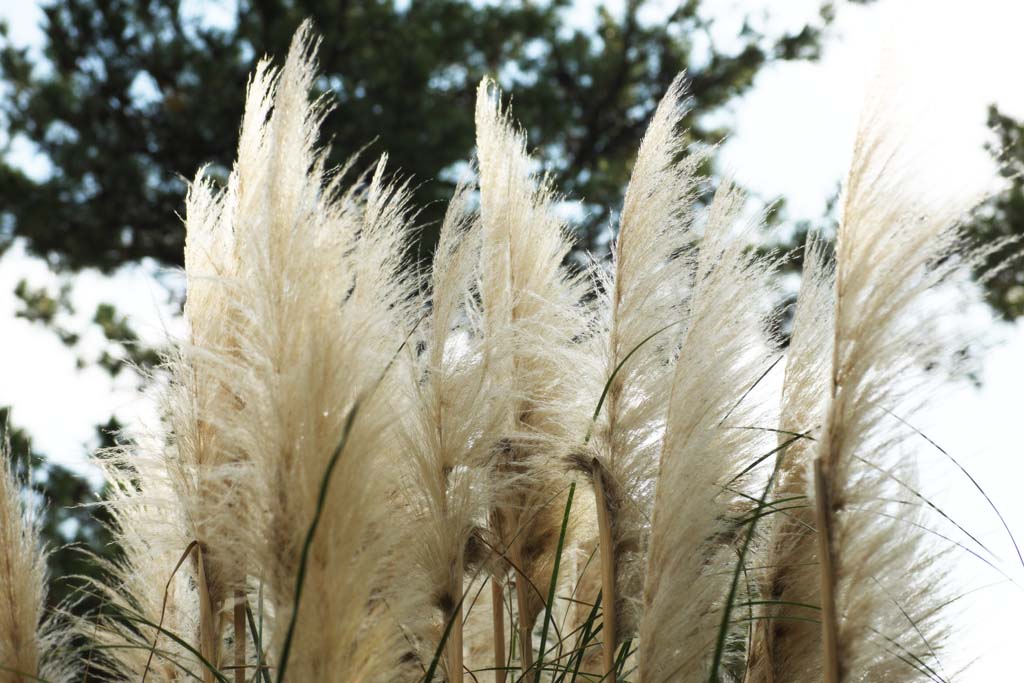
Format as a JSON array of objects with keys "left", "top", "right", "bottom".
[{"left": 1, "top": 0, "right": 1023, "bottom": 677}]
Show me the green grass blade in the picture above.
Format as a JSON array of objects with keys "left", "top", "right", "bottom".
[
  {"left": 725, "top": 432, "right": 807, "bottom": 487},
  {"left": 613, "top": 638, "right": 634, "bottom": 679},
  {"left": 707, "top": 436, "right": 788, "bottom": 682},
  {"left": 121, "top": 613, "right": 231, "bottom": 683},
  {"left": 142, "top": 539, "right": 199, "bottom": 683},
  {"left": 585, "top": 318, "right": 685, "bottom": 444},
  {"left": 884, "top": 406, "right": 1023, "bottom": 569},
  {"left": 245, "top": 600, "right": 271, "bottom": 683},
  {"left": 90, "top": 644, "right": 207, "bottom": 682},
  {"left": 559, "top": 591, "right": 602, "bottom": 683},
  {"left": 736, "top": 599, "right": 820, "bottom": 611},
  {"left": 535, "top": 482, "right": 576, "bottom": 683},
  {"left": 275, "top": 401, "right": 360, "bottom": 683},
  {"left": 718, "top": 355, "right": 783, "bottom": 426},
  {"left": 851, "top": 453, "right": 996, "bottom": 560},
  {"left": 846, "top": 506, "right": 1020, "bottom": 587},
  {"left": 276, "top": 316, "right": 423, "bottom": 682},
  {"left": 730, "top": 615, "right": 821, "bottom": 626},
  {"left": 422, "top": 593, "right": 467, "bottom": 683},
  {"left": 873, "top": 576, "right": 946, "bottom": 682}
]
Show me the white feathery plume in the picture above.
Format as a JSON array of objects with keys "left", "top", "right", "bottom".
[
  {"left": 396, "top": 183, "right": 510, "bottom": 681},
  {"left": 160, "top": 151, "right": 255, "bottom": 677},
  {"left": 0, "top": 426, "right": 74, "bottom": 683},
  {"left": 89, "top": 436, "right": 204, "bottom": 683},
  {"left": 90, "top": 53, "right": 279, "bottom": 683},
  {"left": 813, "top": 102, "right": 981, "bottom": 682},
  {"left": 188, "top": 23, "right": 414, "bottom": 680},
  {"left": 745, "top": 235, "right": 834, "bottom": 683},
  {"left": 639, "top": 178, "right": 778, "bottom": 683},
  {"left": 583, "top": 74, "right": 705, "bottom": 678},
  {"left": 474, "top": 76, "right": 591, "bottom": 675}
]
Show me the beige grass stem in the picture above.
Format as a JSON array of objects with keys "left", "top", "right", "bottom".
[
  {"left": 448, "top": 566, "right": 465, "bottom": 682},
  {"left": 233, "top": 590, "right": 246, "bottom": 683},
  {"left": 196, "top": 545, "right": 217, "bottom": 683},
  {"left": 491, "top": 578, "right": 507, "bottom": 683},
  {"left": 511, "top": 542, "right": 534, "bottom": 673},
  {"left": 591, "top": 461, "right": 617, "bottom": 683},
  {"left": 813, "top": 458, "right": 840, "bottom": 683}
]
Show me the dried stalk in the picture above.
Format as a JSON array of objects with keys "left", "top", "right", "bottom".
[
  {"left": 233, "top": 590, "right": 246, "bottom": 683},
  {"left": 511, "top": 541, "right": 534, "bottom": 673},
  {"left": 813, "top": 458, "right": 840, "bottom": 683},
  {"left": 492, "top": 578, "right": 507, "bottom": 683},
  {"left": 196, "top": 545, "right": 218, "bottom": 683},
  {"left": 592, "top": 460, "right": 617, "bottom": 683},
  {"left": 447, "top": 566, "right": 464, "bottom": 682}
]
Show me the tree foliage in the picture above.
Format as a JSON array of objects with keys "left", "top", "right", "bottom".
[
  {"left": 966, "top": 105, "right": 1024, "bottom": 320},
  {"left": 1, "top": 0, "right": 854, "bottom": 269}
]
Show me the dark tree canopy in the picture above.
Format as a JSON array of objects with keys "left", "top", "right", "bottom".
[
  {"left": 966, "top": 105, "right": 1024, "bottom": 320},
  {"left": 1, "top": 0, "right": 856, "bottom": 272}
]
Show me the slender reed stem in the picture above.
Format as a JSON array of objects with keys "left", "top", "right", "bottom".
[
  {"left": 813, "top": 457, "right": 840, "bottom": 683},
  {"left": 511, "top": 540, "right": 534, "bottom": 673},
  {"left": 591, "top": 460, "right": 617, "bottom": 683},
  {"left": 447, "top": 565, "right": 464, "bottom": 683},
  {"left": 492, "top": 577, "right": 507, "bottom": 683},
  {"left": 196, "top": 545, "right": 218, "bottom": 683},
  {"left": 234, "top": 590, "right": 246, "bottom": 683}
]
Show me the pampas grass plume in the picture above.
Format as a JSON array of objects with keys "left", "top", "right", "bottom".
[{"left": 0, "top": 424, "right": 73, "bottom": 683}]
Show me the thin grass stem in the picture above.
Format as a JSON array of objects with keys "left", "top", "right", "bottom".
[
  {"left": 234, "top": 590, "right": 246, "bottom": 683},
  {"left": 813, "top": 458, "right": 840, "bottom": 683},
  {"left": 492, "top": 576, "right": 507, "bottom": 683},
  {"left": 590, "top": 460, "right": 617, "bottom": 683}
]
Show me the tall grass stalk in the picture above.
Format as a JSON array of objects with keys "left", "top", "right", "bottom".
[
  {"left": 812, "top": 97, "right": 985, "bottom": 681},
  {"left": 475, "top": 77, "right": 590, "bottom": 677},
  {"left": 745, "top": 236, "right": 833, "bottom": 683},
  {"left": 579, "top": 73, "right": 711, "bottom": 681},
  {"left": 490, "top": 578, "right": 507, "bottom": 683}
]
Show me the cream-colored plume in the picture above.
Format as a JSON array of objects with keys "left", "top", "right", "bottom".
[
  {"left": 88, "top": 47, "right": 273, "bottom": 683},
  {"left": 812, "top": 104, "right": 978, "bottom": 682},
  {"left": 396, "top": 182, "right": 511, "bottom": 680},
  {"left": 156, "top": 142, "right": 256, "bottom": 675},
  {"left": 89, "top": 439, "right": 204, "bottom": 682},
  {"left": 638, "top": 177, "right": 778, "bottom": 683},
  {"left": 221, "top": 25, "right": 413, "bottom": 681},
  {"left": 0, "top": 427, "right": 73, "bottom": 683},
  {"left": 582, "top": 75, "right": 705, "bottom": 677},
  {"left": 474, "top": 77, "right": 591, "bottom": 676},
  {"left": 99, "top": 22, "right": 416, "bottom": 682},
  {"left": 745, "top": 235, "right": 834, "bottom": 683}
]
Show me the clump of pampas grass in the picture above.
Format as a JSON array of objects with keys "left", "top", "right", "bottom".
[
  {"left": 0, "top": 423, "right": 73, "bottom": 683},
  {"left": 3, "top": 22, "right": 1011, "bottom": 683}
]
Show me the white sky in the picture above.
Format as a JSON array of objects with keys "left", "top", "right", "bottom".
[{"left": 1, "top": 0, "right": 1023, "bottom": 677}]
